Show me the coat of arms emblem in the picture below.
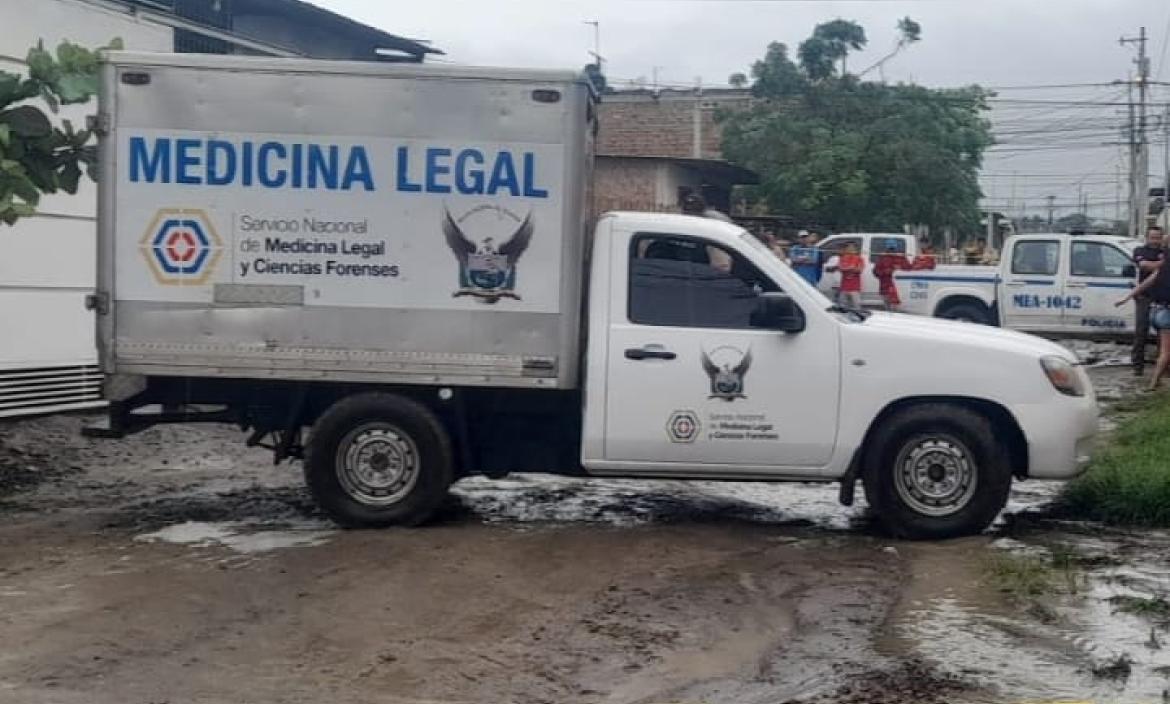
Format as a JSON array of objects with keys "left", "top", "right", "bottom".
[
  {"left": 701, "top": 346, "right": 752, "bottom": 401},
  {"left": 442, "top": 206, "right": 534, "bottom": 303}
]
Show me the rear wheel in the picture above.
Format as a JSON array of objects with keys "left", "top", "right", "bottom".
[
  {"left": 863, "top": 404, "right": 1011, "bottom": 540},
  {"left": 937, "top": 302, "right": 992, "bottom": 325},
  {"left": 304, "top": 393, "right": 453, "bottom": 528}
]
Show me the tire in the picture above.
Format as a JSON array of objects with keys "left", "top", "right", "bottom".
[
  {"left": 862, "top": 403, "right": 1011, "bottom": 540},
  {"left": 937, "top": 302, "right": 991, "bottom": 325},
  {"left": 304, "top": 392, "right": 454, "bottom": 528}
]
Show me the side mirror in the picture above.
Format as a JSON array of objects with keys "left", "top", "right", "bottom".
[
  {"left": 1123, "top": 264, "right": 1137, "bottom": 278},
  {"left": 751, "top": 293, "right": 806, "bottom": 333}
]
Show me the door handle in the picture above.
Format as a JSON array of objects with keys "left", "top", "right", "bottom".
[
  {"left": 1066, "top": 282, "right": 1087, "bottom": 288},
  {"left": 625, "top": 345, "right": 677, "bottom": 361},
  {"left": 1004, "top": 281, "right": 1027, "bottom": 287}
]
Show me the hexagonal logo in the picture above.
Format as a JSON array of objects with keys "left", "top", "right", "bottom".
[
  {"left": 666, "top": 409, "right": 701, "bottom": 444},
  {"left": 139, "top": 208, "right": 223, "bottom": 285}
]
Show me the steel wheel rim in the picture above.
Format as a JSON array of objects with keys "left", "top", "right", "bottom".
[
  {"left": 335, "top": 423, "right": 420, "bottom": 506},
  {"left": 893, "top": 434, "right": 978, "bottom": 517}
]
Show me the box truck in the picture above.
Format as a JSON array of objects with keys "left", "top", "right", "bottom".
[{"left": 90, "top": 52, "right": 1098, "bottom": 539}]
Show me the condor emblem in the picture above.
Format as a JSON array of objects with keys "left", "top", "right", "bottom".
[
  {"left": 701, "top": 346, "right": 752, "bottom": 401},
  {"left": 442, "top": 205, "right": 533, "bottom": 303}
]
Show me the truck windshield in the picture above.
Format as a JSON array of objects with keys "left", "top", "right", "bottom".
[{"left": 737, "top": 232, "right": 843, "bottom": 313}]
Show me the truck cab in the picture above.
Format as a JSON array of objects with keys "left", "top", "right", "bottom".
[{"left": 897, "top": 233, "right": 1138, "bottom": 335}]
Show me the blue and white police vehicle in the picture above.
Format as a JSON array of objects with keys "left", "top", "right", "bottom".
[{"left": 896, "top": 233, "right": 1140, "bottom": 335}]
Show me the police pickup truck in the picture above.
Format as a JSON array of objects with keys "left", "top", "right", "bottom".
[
  {"left": 896, "top": 233, "right": 1139, "bottom": 335},
  {"left": 89, "top": 52, "right": 1099, "bottom": 540}
]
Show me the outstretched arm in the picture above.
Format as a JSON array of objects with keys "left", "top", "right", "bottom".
[{"left": 1117, "top": 274, "right": 1158, "bottom": 306}]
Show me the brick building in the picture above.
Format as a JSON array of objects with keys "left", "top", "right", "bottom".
[{"left": 594, "top": 88, "right": 757, "bottom": 217}]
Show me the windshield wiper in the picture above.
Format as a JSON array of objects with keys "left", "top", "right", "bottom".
[{"left": 827, "top": 305, "right": 869, "bottom": 321}]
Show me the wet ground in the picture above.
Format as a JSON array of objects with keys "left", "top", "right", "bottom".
[{"left": 1, "top": 341, "right": 1169, "bottom": 704}]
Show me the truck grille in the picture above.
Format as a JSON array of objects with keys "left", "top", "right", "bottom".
[{"left": 0, "top": 365, "right": 105, "bottom": 419}]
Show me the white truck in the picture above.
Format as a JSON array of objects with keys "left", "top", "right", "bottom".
[
  {"left": 0, "top": 0, "right": 171, "bottom": 419},
  {"left": 89, "top": 52, "right": 1098, "bottom": 539},
  {"left": 895, "top": 233, "right": 1140, "bottom": 334},
  {"left": 816, "top": 232, "right": 919, "bottom": 308}
]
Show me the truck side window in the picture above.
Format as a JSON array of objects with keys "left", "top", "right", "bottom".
[
  {"left": 1011, "top": 241, "right": 1059, "bottom": 276},
  {"left": 1070, "top": 242, "right": 1130, "bottom": 278},
  {"left": 821, "top": 237, "right": 862, "bottom": 256},
  {"left": 869, "top": 238, "right": 906, "bottom": 256},
  {"left": 629, "top": 234, "right": 779, "bottom": 329}
]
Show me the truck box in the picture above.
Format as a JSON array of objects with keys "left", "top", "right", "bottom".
[{"left": 97, "top": 52, "right": 593, "bottom": 390}]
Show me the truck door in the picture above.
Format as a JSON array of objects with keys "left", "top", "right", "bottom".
[
  {"left": 600, "top": 232, "right": 840, "bottom": 469},
  {"left": 1063, "top": 240, "right": 1135, "bottom": 334},
  {"left": 1000, "top": 239, "right": 1063, "bottom": 331}
]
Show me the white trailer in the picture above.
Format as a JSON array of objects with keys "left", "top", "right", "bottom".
[
  {"left": 92, "top": 52, "right": 1099, "bottom": 540},
  {"left": 0, "top": 0, "right": 171, "bottom": 418}
]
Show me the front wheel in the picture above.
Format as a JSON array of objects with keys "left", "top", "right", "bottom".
[
  {"left": 304, "top": 393, "right": 454, "bottom": 528},
  {"left": 863, "top": 404, "right": 1011, "bottom": 540}
]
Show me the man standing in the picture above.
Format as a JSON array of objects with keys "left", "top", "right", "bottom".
[
  {"left": 873, "top": 239, "right": 911, "bottom": 310},
  {"left": 1133, "top": 225, "right": 1165, "bottom": 375},
  {"left": 911, "top": 238, "right": 937, "bottom": 270},
  {"left": 789, "top": 230, "right": 824, "bottom": 285}
]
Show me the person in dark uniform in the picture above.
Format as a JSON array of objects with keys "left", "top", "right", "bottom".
[
  {"left": 1132, "top": 226, "right": 1165, "bottom": 375},
  {"left": 1119, "top": 237, "right": 1170, "bottom": 391}
]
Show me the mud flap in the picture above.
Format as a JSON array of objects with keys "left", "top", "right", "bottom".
[{"left": 838, "top": 448, "right": 864, "bottom": 506}]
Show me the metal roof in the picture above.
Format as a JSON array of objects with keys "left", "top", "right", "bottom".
[
  {"left": 235, "top": 0, "right": 441, "bottom": 60},
  {"left": 596, "top": 154, "right": 759, "bottom": 185},
  {"left": 123, "top": 0, "right": 441, "bottom": 61}
]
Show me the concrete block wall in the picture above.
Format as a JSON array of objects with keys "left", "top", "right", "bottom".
[{"left": 596, "top": 90, "right": 752, "bottom": 159}]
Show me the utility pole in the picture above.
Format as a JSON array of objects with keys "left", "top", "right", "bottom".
[
  {"left": 1046, "top": 195, "right": 1056, "bottom": 227},
  {"left": 1121, "top": 27, "right": 1150, "bottom": 238},
  {"left": 1116, "top": 161, "right": 1122, "bottom": 227},
  {"left": 1164, "top": 104, "right": 1170, "bottom": 210}
]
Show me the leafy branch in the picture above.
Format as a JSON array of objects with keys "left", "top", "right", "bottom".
[{"left": 0, "top": 38, "right": 121, "bottom": 225}]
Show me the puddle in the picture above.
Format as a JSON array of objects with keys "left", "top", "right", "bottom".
[
  {"left": 136, "top": 520, "right": 335, "bottom": 553},
  {"left": 884, "top": 529, "right": 1170, "bottom": 704},
  {"left": 451, "top": 474, "right": 866, "bottom": 530}
]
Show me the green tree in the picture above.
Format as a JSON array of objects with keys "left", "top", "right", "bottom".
[
  {"left": 0, "top": 39, "right": 119, "bottom": 225},
  {"left": 720, "top": 20, "right": 992, "bottom": 234}
]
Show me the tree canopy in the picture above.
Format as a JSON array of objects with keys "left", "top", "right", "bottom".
[{"left": 720, "top": 19, "right": 992, "bottom": 234}]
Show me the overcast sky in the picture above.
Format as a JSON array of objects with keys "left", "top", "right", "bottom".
[{"left": 318, "top": 0, "right": 1170, "bottom": 222}]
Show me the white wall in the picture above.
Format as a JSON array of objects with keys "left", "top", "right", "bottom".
[{"left": 0, "top": 0, "right": 171, "bottom": 369}]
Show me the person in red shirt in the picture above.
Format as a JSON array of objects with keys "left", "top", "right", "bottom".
[
  {"left": 873, "top": 239, "right": 911, "bottom": 310},
  {"left": 910, "top": 238, "right": 937, "bottom": 270},
  {"left": 837, "top": 242, "right": 865, "bottom": 309}
]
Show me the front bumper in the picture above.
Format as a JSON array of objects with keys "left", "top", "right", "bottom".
[{"left": 1009, "top": 391, "right": 1098, "bottom": 479}]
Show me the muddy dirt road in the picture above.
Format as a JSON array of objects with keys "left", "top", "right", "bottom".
[{"left": 1, "top": 356, "right": 1169, "bottom": 704}]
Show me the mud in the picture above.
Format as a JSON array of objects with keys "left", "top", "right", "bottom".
[{"left": 0, "top": 361, "right": 1166, "bottom": 703}]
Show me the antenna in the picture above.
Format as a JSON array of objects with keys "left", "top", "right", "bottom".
[{"left": 583, "top": 20, "right": 603, "bottom": 71}]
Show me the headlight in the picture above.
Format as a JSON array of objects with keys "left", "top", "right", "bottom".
[{"left": 1040, "top": 356, "right": 1085, "bottom": 397}]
